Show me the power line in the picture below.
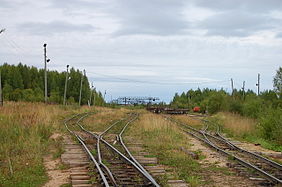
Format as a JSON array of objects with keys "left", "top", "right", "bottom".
[{"left": 91, "top": 72, "right": 228, "bottom": 85}]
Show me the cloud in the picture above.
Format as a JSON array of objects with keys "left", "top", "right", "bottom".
[
  {"left": 19, "top": 20, "right": 95, "bottom": 35},
  {"left": 276, "top": 32, "right": 282, "bottom": 38},
  {"left": 50, "top": 0, "right": 104, "bottom": 9},
  {"left": 195, "top": 0, "right": 282, "bottom": 13},
  {"left": 198, "top": 10, "right": 279, "bottom": 37},
  {"left": 112, "top": 0, "right": 190, "bottom": 36},
  {"left": 0, "top": 0, "right": 24, "bottom": 9}
]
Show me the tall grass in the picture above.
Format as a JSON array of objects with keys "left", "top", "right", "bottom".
[
  {"left": 0, "top": 102, "right": 88, "bottom": 187},
  {"left": 214, "top": 112, "right": 282, "bottom": 151},
  {"left": 215, "top": 112, "right": 256, "bottom": 137},
  {"left": 127, "top": 112, "right": 202, "bottom": 186},
  {"left": 82, "top": 107, "right": 129, "bottom": 132},
  {"left": 173, "top": 115, "right": 203, "bottom": 129}
]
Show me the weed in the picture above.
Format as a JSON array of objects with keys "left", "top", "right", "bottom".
[
  {"left": 127, "top": 112, "right": 204, "bottom": 186},
  {"left": 0, "top": 102, "right": 89, "bottom": 186}
]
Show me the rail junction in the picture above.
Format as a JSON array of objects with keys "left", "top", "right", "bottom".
[
  {"left": 167, "top": 114, "right": 282, "bottom": 186},
  {"left": 64, "top": 112, "right": 159, "bottom": 186}
]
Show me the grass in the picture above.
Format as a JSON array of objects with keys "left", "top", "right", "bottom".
[
  {"left": 173, "top": 115, "right": 203, "bottom": 129},
  {"left": 126, "top": 111, "right": 204, "bottom": 186},
  {"left": 0, "top": 102, "right": 90, "bottom": 187},
  {"left": 213, "top": 112, "right": 282, "bottom": 152},
  {"left": 214, "top": 112, "right": 257, "bottom": 137},
  {"left": 82, "top": 107, "right": 129, "bottom": 132}
]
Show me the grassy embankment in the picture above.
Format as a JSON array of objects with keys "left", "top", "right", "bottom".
[{"left": 0, "top": 102, "right": 90, "bottom": 187}]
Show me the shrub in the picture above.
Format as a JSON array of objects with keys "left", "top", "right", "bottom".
[
  {"left": 259, "top": 108, "right": 282, "bottom": 145},
  {"left": 228, "top": 99, "right": 243, "bottom": 114},
  {"left": 206, "top": 93, "right": 228, "bottom": 114},
  {"left": 242, "top": 96, "right": 263, "bottom": 118}
]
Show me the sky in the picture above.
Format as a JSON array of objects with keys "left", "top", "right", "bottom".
[{"left": 0, "top": 0, "right": 282, "bottom": 103}]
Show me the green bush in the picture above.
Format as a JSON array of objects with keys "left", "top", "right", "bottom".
[
  {"left": 259, "top": 108, "right": 282, "bottom": 145},
  {"left": 228, "top": 99, "right": 243, "bottom": 114},
  {"left": 206, "top": 93, "right": 228, "bottom": 114},
  {"left": 242, "top": 96, "right": 263, "bottom": 118}
]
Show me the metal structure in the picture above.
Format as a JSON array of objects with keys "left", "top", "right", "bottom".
[
  {"left": 147, "top": 107, "right": 189, "bottom": 114},
  {"left": 64, "top": 112, "right": 159, "bottom": 186},
  {"left": 168, "top": 116, "right": 282, "bottom": 185},
  {"left": 242, "top": 81, "right": 245, "bottom": 100},
  {"left": 256, "top": 73, "right": 260, "bottom": 95},
  {"left": 63, "top": 65, "right": 69, "bottom": 105},
  {"left": 113, "top": 96, "right": 160, "bottom": 105},
  {"left": 43, "top": 43, "right": 50, "bottom": 103}
]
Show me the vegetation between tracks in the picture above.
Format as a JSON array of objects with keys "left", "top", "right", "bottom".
[{"left": 126, "top": 112, "right": 233, "bottom": 186}]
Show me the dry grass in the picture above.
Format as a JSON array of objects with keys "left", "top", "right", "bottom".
[
  {"left": 82, "top": 107, "right": 130, "bottom": 132},
  {"left": 215, "top": 112, "right": 257, "bottom": 136},
  {"left": 0, "top": 102, "right": 89, "bottom": 187},
  {"left": 173, "top": 115, "right": 203, "bottom": 129},
  {"left": 126, "top": 112, "right": 203, "bottom": 186}
]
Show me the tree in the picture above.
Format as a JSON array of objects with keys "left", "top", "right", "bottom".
[
  {"left": 273, "top": 67, "right": 282, "bottom": 97},
  {"left": 0, "top": 63, "right": 105, "bottom": 105}
]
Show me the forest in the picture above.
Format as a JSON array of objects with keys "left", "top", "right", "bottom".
[
  {"left": 171, "top": 67, "right": 282, "bottom": 146},
  {"left": 0, "top": 63, "right": 105, "bottom": 105}
]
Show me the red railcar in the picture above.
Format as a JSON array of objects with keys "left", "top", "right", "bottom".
[{"left": 193, "top": 106, "right": 201, "bottom": 112}]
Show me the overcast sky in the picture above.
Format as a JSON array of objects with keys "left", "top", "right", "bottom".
[{"left": 0, "top": 0, "right": 282, "bottom": 102}]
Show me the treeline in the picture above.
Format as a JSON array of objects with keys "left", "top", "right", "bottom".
[
  {"left": 171, "top": 68, "right": 282, "bottom": 145},
  {"left": 0, "top": 63, "right": 105, "bottom": 105},
  {"left": 171, "top": 88, "right": 281, "bottom": 116}
]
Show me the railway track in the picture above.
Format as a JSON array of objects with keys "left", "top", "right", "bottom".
[
  {"left": 167, "top": 116, "right": 282, "bottom": 186},
  {"left": 64, "top": 112, "right": 159, "bottom": 186}
]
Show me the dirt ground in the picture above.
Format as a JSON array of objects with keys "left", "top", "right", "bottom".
[
  {"left": 185, "top": 134, "right": 257, "bottom": 187},
  {"left": 233, "top": 140, "right": 282, "bottom": 161},
  {"left": 43, "top": 156, "right": 70, "bottom": 187},
  {"left": 43, "top": 133, "right": 70, "bottom": 187}
]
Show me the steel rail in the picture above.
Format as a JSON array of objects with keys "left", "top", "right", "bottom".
[
  {"left": 168, "top": 117, "right": 282, "bottom": 184},
  {"left": 216, "top": 132, "right": 282, "bottom": 171},
  {"left": 76, "top": 113, "right": 159, "bottom": 186},
  {"left": 187, "top": 115, "right": 282, "bottom": 171},
  {"left": 191, "top": 116, "right": 282, "bottom": 171},
  {"left": 64, "top": 113, "right": 110, "bottom": 187},
  {"left": 76, "top": 113, "right": 118, "bottom": 186},
  {"left": 118, "top": 114, "right": 160, "bottom": 187}
]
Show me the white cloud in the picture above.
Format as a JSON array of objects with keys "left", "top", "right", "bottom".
[{"left": 0, "top": 0, "right": 281, "bottom": 102}]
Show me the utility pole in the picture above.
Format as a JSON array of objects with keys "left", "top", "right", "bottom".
[
  {"left": 63, "top": 65, "right": 69, "bottom": 105},
  {"left": 256, "top": 73, "right": 260, "bottom": 95},
  {"left": 0, "top": 29, "right": 5, "bottom": 106},
  {"left": 78, "top": 70, "right": 85, "bottom": 106},
  {"left": 89, "top": 82, "right": 94, "bottom": 106},
  {"left": 103, "top": 90, "right": 106, "bottom": 106},
  {"left": 43, "top": 43, "right": 50, "bottom": 104},
  {"left": 242, "top": 81, "right": 245, "bottom": 100},
  {"left": 230, "top": 78, "right": 234, "bottom": 96},
  {"left": 0, "top": 70, "right": 3, "bottom": 107},
  {"left": 93, "top": 87, "right": 96, "bottom": 108}
]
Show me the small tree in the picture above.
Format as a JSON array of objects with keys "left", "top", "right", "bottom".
[{"left": 273, "top": 67, "right": 282, "bottom": 97}]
